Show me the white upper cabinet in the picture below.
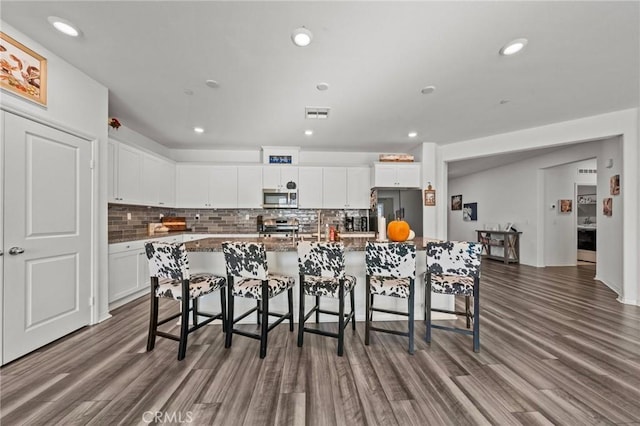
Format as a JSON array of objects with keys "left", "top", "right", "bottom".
[
  {"left": 209, "top": 166, "right": 238, "bottom": 208},
  {"left": 322, "top": 166, "right": 370, "bottom": 209},
  {"left": 262, "top": 166, "right": 299, "bottom": 189},
  {"left": 372, "top": 163, "right": 421, "bottom": 188},
  {"left": 176, "top": 165, "right": 211, "bottom": 208},
  {"left": 109, "top": 139, "right": 175, "bottom": 207},
  {"left": 157, "top": 158, "right": 176, "bottom": 207},
  {"left": 115, "top": 143, "right": 143, "bottom": 204},
  {"left": 298, "top": 167, "right": 323, "bottom": 208},
  {"left": 347, "top": 167, "right": 371, "bottom": 208},
  {"left": 237, "top": 166, "right": 263, "bottom": 208},
  {"left": 107, "top": 139, "right": 118, "bottom": 202}
]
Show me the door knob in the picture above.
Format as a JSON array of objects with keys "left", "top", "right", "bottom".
[{"left": 8, "top": 247, "right": 25, "bottom": 255}]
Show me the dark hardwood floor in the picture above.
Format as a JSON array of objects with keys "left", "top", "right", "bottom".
[{"left": 2, "top": 262, "right": 640, "bottom": 425}]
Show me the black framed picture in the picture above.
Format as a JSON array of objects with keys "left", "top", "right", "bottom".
[{"left": 451, "top": 195, "right": 462, "bottom": 210}]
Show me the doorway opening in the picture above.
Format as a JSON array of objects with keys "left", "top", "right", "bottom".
[{"left": 576, "top": 184, "right": 597, "bottom": 264}]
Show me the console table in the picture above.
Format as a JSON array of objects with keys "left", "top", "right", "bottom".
[{"left": 476, "top": 230, "right": 522, "bottom": 264}]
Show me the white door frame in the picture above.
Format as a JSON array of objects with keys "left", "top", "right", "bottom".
[{"left": 1, "top": 105, "right": 105, "bottom": 365}]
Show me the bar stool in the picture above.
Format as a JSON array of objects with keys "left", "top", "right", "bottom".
[
  {"left": 145, "top": 242, "right": 226, "bottom": 361},
  {"left": 425, "top": 241, "right": 482, "bottom": 352},
  {"left": 297, "top": 241, "right": 356, "bottom": 356},
  {"left": 222, "top": 241, "right": 295, "bottom": 358},
  {"left": 364, "top": 241, "right": 417, "bottom": 354}
]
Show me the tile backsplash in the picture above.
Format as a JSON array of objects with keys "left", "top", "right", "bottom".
[{"left": 108, "top": 204, "right": 369, "bottom": 242}]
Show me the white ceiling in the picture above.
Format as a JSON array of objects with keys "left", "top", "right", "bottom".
[{"left": 1, "top": 1, "right": 638, "bottom": 153}]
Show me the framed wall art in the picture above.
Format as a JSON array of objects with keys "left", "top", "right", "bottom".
[
  {"left": 0, "top": 32, "right": 47, "bottom": 106},
  {"left": 451, "top": 194, "right": 462, "bottom": 210},
  {"left": 559, "top": 199, "right": 572, "bottom": 213},
  {"left": 610, "top": 174, "right": 620, "bottom": 195},
  {"left": 463, "top": 202, "right": 477, "bottom": 221},
  {"left": 424, "top": 184, "right": 436, "bottom": 206},
  {"left": 603, "top": 198, "right": 612, "bottom": 217}
]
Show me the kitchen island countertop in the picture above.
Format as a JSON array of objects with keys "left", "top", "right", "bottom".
[{"left": 185, "top": 236, "right": 433, "bottom": 252}]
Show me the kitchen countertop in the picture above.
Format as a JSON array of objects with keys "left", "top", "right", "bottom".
[
  {"left": 185, "top": 236, "right": 432, "bottom": 252},
  {"left": 108, "top": 231, "right": 377, "bottom": 245}
]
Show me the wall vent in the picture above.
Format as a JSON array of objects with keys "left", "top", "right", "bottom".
[
  {"left": 577, "top": 168, "right": 597, "bottom": 174},
  {"left": 305, "top": 107, "right": 330, "bottom": 119}
]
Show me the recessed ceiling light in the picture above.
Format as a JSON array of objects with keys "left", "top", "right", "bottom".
[
  {"left": 47, "top": 16, "right": 80, "bottom": 37},
  {"left": 305, "top": 130, "right": 313, "bottom": 136},
  {"left": 421, "top": 86, "right": 436, "bottom": 95},
  {"left": 408, "top": 132, "right": 418, "bottom": 138},
  {"left": 205, "top": 79, "right": 219, "bottom": 89},
  {"left": 500, "top": 38, "right": 528, "bottom": 56},
  {"left": 194, "top": 127, "right": 204, "bottom": 134},
  {"left": 316, "top": 82, "right": 329, "bottom": 91},
  {"left": 500, "top": 99, "right": 510, "bottom": 105},
  {"left": 291, "top": 27, "right": 313, "bottom": 47},
  {"left": 184, "top": 89, "right": 194, "bottom": 96}
]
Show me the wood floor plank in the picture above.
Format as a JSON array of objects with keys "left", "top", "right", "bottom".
[{"left": 1, "top": 262, "right": 639, "bottom": 425}]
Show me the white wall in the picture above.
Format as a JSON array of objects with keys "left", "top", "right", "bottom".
[
  {"left": 0, "top": 22, "right": 110, "bottom": 323},
  {"left": 441, "top": 109, "right": 638, "bottom": 305},
  {"left": 596, "top": 138, "right": 623, "bottom": 293},
  {"left": 543, "top": 158, "right": 597, "bottom": 266}
]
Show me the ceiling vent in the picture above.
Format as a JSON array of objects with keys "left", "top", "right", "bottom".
[
  {"left": 577, "top": 168, "right": 597, "bottom": 174},
  {"left": 305, "top": 107, "right": 330, "bottom": 119}
]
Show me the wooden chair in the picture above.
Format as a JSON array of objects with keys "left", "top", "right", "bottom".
[
  {"left": 364, "top": 241, "right": 417, "bottom": 354},
  {"left": 145, "top": 242, "right": 226, "bottom": 360},
  {"left": 222, "top": 241, "right": 294, "bottom": 358},
  {"left": 297, "top": 241, "right": 356, "bottom": 356},
  {"left": 425, "top": 241, "right": 482, "bottom": 352}
]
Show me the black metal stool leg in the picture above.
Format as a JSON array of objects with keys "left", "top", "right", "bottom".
[
  {"left": 147, "top": 279, "right": 158, "bottom": 352},
  {"left": 337, "top": 281, "right": 345, "bottom": 356},
  {"left": 298, "top": 279, "right": 305, "bottom": 347},
  {"left": 315, "top": 295, "right": 320, "bottom": 323},
  {"left": 192, "top": 298, "right": 198, "bottom": 327},
  {"left": 426, "top": 274, "right": 432, "bottom": 343},
  {"left": 365, "top": 276, "right": 371, "bottom": 345},
  {"left": 473, "top": 278, "right": 480, "bottom": 353},
  {"left": 219, "top": 287, "right": 227, "bottom": 333},
  {"left": 350, "top": 286, "right": 356, "bottom": 331},
  {"left": 178, "top": 295, "right": 190, "bottom": 360},
  {"left": 259, "top": 281, "right": 269, "bottom": 359},
  {"left": 465, "top": 296, "right": 471, "bottom": 328},
  {"left": 288, "top": 287, "right": 294, "bottom": 332},
  {"left": 408, "top": 278, "right": 415, "bottom": 355},
  {"left": 225, "top": 277, "right": 234, "bottom": 348}
]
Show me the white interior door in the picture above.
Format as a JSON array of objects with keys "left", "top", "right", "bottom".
[{"left": 3, "top": 112, "right": 92, "bottom": 364}]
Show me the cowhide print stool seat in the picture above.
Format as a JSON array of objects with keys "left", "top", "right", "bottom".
[
  {"left": 297, "top": 241, "right": 356, "bottom": 356},
  {"left": 364, "top": 241, "right": 417, "bottom": 354},
  {"left": 425, "top": 241, "right": 482, "bottom": 352},
  {"left": 222, "top": 241, "right": 295, "bottom": 359},
  {"left": 145, "top": 242, "right": 227, "bottom": 361}
]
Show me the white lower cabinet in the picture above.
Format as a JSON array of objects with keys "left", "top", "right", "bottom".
[
  {"left": 108, "top": 242, "right": 148, "bottom": 304},
  {"left": 108, "top": 235, "right": 206, "bottom": 308}
]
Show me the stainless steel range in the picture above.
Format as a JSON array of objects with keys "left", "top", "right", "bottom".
[{"left": 257, "top": 216, "right": 299, "bottom": 238}]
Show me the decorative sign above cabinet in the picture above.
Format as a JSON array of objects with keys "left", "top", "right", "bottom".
[{"left": 269, "top": 155, "right": 292, "bottom": 164}]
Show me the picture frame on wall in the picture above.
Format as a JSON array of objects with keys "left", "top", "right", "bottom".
[
  {"left": 424, "top": 188, "right": 436, "bottom": 206},
  {"left": 603, "top": 198, "right": 613, "bottom": 217},
  {"left": 463, "top": 202, "right": 477, "bottom": 221},
  {"left": 559, "top": 199, "right": 572, "bottom": 213},
  {"left": 610, "top": 174, "right": 620, "bottom": 195},
  {"left": 451, "top": 194, "right": 462, "bottom": 210},
  {"left": 0, "top": 32, "right": 47, "bottom": 106}
]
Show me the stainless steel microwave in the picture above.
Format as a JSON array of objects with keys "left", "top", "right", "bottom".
[{"left": 262, "top": 189, "right": 298, "bottom": 209}]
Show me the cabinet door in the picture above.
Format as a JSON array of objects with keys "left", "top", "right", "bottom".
[
  {"left": 280, "top": 167, "right": 299, "bottom": 188},
  {"left": 137, "top": 250, "right": 150, "bottom": 291},
  {"left": 209, "top": 166, "right": 238, "bottom": 208},
  {"left": 396, "top": 164, "right": 421, "bottom": 188},
  {"left": 373, "top": 164, "right": 398, "bottom": 187},
  {"left": 176, "top": 165, "right": 210, "bottom": 207},
  {"left": 262, "top": 167, "right": 281, "bottom": 189},
  {"left": 322, "top": 167, "right": 348, "bottom": 209},
  {"left": 347, "top": 167, "right": 371, "bottom": 208},
  {"left": 107, "top": 140, "right": 118, "bottom": 202},
  {"left": 298, "top": 167, "right": 323, "bottom": 208},
  {"left": 157, "top": 159, "right": 176, "bottom": 207},
  {"left": 117, "top": 144, "right": 143, "bottom": 203},
  {"left": 141, "top": 155, "right": 162, "bottom": 206},
  {"left": 108, "top": 250, "right": 140, "bottom": 302},
  {"left": 238, "top": 166, "right": 263, "bottom": 208}
]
